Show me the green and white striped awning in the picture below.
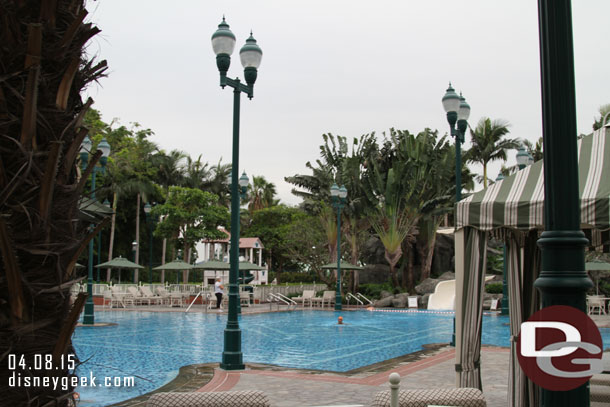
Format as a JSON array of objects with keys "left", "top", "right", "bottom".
[{"left": 457, "top": 128, "right": 610, "bottom": 232}]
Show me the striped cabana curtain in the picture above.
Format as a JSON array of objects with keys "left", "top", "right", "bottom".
[
  {"left": 455, "top": 226, "right": 488, "bottom": 389},
  {"left": 506, "top": 229, "right": 541, "bottom": 406}
]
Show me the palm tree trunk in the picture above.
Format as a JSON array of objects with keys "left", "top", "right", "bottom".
[
  {"left": 106, "top": 192, "right": 118, "bottom": 281},
  {"left": 161, "top": 238, "right": 167, "bottom": 283},
  {"left": 385, "top": 249, "right": 402, "bottom": 288},
  {"left": 483, "top": 163, "right": 488, "bottom": 188},
  {"left": 134, "top": 193, "right": 141, "bottom": 282}
]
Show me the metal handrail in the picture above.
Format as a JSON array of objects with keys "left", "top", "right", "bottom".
[
  {"left": 275, "top": 292, "right": 297, "bottom": 309},
  {"left": 346, "top": 292, "right": 363, "bottom": 308},
  {"left": 267, "top": 293, "right": 296, "bottom": 310},
  {"left": 356, "top": 292, "right": 373, "bottom": 305},
  {"left": 185, "top": 286, "right": 210, "bottom": 313}
]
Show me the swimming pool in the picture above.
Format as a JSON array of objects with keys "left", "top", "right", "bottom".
[{"left": 69, "top": 310, "right": 607, "bottom": 406}]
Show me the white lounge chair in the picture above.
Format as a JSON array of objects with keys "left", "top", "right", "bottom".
[
  {"left": 140, "top": 286, "right": 163, "bottom": 305},
  {"left": 588, "top": 295, "right": 606, "bottom": 315},
  {"left": 293, "top": 290, "right": 315, "bottom": 308},
  {"left": 312, "top": 291, "right": 335, "bottom": 308}
]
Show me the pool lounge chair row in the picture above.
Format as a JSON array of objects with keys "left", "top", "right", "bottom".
[
  {"left": 292, "top": 290, "right": 336, "bottom": 308},
  {"left": 102, "top": 286, "right": 190, "bottom": 308}
]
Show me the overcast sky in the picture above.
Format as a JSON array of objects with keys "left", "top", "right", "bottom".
[{"left": 84, "top": 1, "right": 610, "bottom": 206}]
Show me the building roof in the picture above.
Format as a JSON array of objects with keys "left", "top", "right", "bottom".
[{"left": 203, "top": 228, "right": 265, "bottom": 249}]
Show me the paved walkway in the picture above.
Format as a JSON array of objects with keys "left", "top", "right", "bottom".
[{"left": 196, "top": 347, "right": 509, "bottom": 407}]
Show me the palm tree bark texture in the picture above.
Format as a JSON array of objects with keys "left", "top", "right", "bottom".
[{"left": 0, "top": 1, "right": 107, "bottom": 405}]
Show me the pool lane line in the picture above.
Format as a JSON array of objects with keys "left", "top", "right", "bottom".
[{"left": 371, "top": 308, "right": 455, "bottom": 315}]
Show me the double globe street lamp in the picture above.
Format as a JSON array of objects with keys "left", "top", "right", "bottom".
[
  {"left": 441, "top": 83, "right": 471, "bottom": 203},
  {"left": 330, "top": 184, "right": 347, "bottom": 311},
  {"left": 79, "top": 136, "right": 111, "bottom": 325},
  {"left": 212, "top": 17, "right": 262, "bottom": 371},
  {"left": 442, "top": 84, "right": 470, "bottom": 347}
]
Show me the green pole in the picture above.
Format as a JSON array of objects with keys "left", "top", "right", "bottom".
[
  {"left": 335, "top": 204, "right": 342, "bottom": 311},
  {"left": 221, "top": 80, "right": 245, "bottom": 370},
  {"left": 148, "top": 215, "right": 153, "bottom": 286},
  {"left": 535, "top": 0, "right": 592, "bottom": 405},
  {"left": 500, "top": 245, "right": 509, "bottom": 315},
  {"left": 83, "top": 166, "right": 96, "bottom": 325},
  {"left": 97, "top": 231, "right": 101, "bottom": 283},
  {"left": 449, "top": 113, "right": 460, "bottom": 347}
]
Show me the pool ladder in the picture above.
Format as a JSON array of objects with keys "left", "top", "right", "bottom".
[
  {"left": 267, "top": 293, "right": 297, "bottom": 311},
  {"left": 346, "top": 292, "right": 373, "bottom": 308}
]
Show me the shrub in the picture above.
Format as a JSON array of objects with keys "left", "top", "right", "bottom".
[
  {"left": 359, "top": 282, "right": 396, "bottom": 300},
  {"left": 485, "top": 282, "right": 503, "bottom": 294}
]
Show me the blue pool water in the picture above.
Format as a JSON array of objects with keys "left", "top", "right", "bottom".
[{"left": 70, "top": 310, "right": 610, "bottom": 406}]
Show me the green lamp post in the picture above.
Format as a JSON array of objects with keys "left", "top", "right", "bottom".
[
  {"left": 535, "top": 0, "right": 592, "bottom": 405},
  {"left": 516, "top": 146, "right": 529, "bottom": 170},
  {"left": 494, "top": 172, "right": 510, "bottom": 317},
  {"left": 236, "top": 171, "right": 249, "bottom": 315},
  {"left": 442, "top": 84, "right": 470, "bottom": 346},
  {"left": 330, "top": 183, "right": 347, "bottom": 311},
  {"left": 442, "top": 85, "right": 470, "bottom": 202},
  {"left": 144, "top": 203, "right": 156, "bottom": 287},
  {"left": 79, "top": 136, "right": 111, "bottom": 325},
  {"left": 212, "top": 16, "right": 262, "bottom": 371},
  {"left": 98, "top": 199, "right": 111, "bottom": 283}
]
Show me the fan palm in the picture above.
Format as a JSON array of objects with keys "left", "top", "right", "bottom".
[{"left": 466, "top": 117, "right": 520, "bottom": 188}]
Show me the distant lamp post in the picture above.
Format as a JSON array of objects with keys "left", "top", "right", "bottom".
[
  {"left": 144, "top": 203, "right": 156, "bottom": 286},
  {"left": 516, "top": 146, "right": 529, "bottom": 170},
  {"left": 212, "top": 16, "right": 262, "bottom": 371},
  {"left": 239, "top": 171, "right": 249, "bottom": 199},
  {"left": 330, "top": 183, "right": 347, "bottom": 311},
  {"left": 79, "top": 136, "right": 111, "bottom": 325}
]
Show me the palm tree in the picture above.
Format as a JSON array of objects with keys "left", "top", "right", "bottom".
[
  {"left": 370, "top": 204, "right": 418, "bottom": 288},
  {"left": 1, "top": 1, "right": 107, "bottom": 404},
  {"left": 248, "top": 176, "right": 277, "bottom": 213},
  {"left": 183, "top": 154, "right": 211, "bottom": 190},
  {"left": 205, "top": 159, "right": 232, "bottom": 207},
  {"left": 593, "top": 104, "right": 610, "bottom": 131},
  {"left": 151, "top": 149, "right": 186, "bottom": 271},
  {"left": 154, "top": 149, "right": 186, "bottom": 189},
  {"left": 466, "top": 117, "right": 520, "bottom": 188}
]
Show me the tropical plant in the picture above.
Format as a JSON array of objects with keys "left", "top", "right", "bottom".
[
  {"left": 206, "top": 159, "right": 232, "bottom": 207},
  {"left": 183, "top": 154, "right": 211, "bottom": 190},
  {"left": 153, "top": 187, "right": 229, "bottom": 282},
  {"left": 0, "top": 1, "right": 108, "bottom": 404},
  {"left": 284, "top": 214, "right": 337, "bottom": 287},
  {"left": 370, "top": 204, "right": 417, "bottom": 288},
  {"left": 593, "top": 104, "right": 610, "bottom": 131},
  {"left": 242, "top": 205, "right": 306, "bottom": 279},
  {"left": 465, "top": 117, "right": 520, "bottom": 188},
  {"left": 248, "top": 175, "right": 277, "bottom": 213}
]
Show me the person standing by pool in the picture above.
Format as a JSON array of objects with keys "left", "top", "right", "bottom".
[{"left": 214, "top": 278, "right": 224, "bottom": 309}]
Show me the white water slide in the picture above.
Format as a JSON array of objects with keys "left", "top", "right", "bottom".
[{"left": 427, "top": 276, "right": 494, "bottom": 310}]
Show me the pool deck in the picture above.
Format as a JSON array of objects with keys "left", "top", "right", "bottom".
[{"left": 96, "top": 305, "right": 610, "bottom": 407}]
